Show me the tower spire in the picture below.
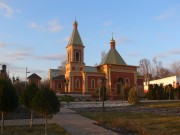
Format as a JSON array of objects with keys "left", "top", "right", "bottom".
[
  {"left": 110, "top": 33, "right": 115, "bottom": 49},
  {"left": 73, "top": 18, "right": 78, "bottom": 29}
]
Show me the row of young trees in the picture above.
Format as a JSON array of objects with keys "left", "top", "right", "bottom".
[
  {"left": 0, "top": 76, "right": 60, "bottom": 135},
  {"left": 146, "top": 84, "right": 180, "bottom": 100}
]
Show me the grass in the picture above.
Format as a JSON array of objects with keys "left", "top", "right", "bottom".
[
  {"left": 139, "top": 101, "right": 180, "bottom": 108},
  {"left": 79, "top": 101, "right": 180, "bottom": 135},
  {"left": 2, "top": 123, "right": 70, "bottom": 135}
]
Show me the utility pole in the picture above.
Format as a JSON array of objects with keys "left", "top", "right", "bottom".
[{"left": 25, "top": 67, "right": 30, "bottom": 87}]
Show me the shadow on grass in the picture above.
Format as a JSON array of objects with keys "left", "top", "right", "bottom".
[{"left": 3, "top": 123, "right": 70, "bottom": 135}]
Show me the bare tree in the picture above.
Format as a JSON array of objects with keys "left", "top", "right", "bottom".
[
  {"left": 94, "top": 63, "right": 98, "bottom": 66},
  {"left": 152, "top": 57, "right": 163, "bottom": 79},
  {"left": 58, "top": 60, "right": 66, "bottom": 74},
  {"left": 139, "top": 58, "right": 152, "bottom": 76},
  {"left": 101, "top": 50, "right": 106, "bottom": 61},
  {"left": 41, "top": 79, "right": 50, "bottom": 88},
  {"left": 139, "top": 58, "right": 152, "bottom": 84},
  {"left": 171, "top": 60, "right": 180, "bottom": 76},
  {"left": 159, "top": 67, "right": 172, "bottom": 78}
]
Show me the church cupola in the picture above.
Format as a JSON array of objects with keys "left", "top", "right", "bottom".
[
  {"left": 68, "top": 20, "right": 84, "bottom": 46},
  {"left": 73, "top": 20, "right": 78, "bottom": 29},
  {"left": 110, "top": 37, "right": 115, "bottom": 49},
  {"left": 100, "top": 36, "right": 126, "bottom": 65}
]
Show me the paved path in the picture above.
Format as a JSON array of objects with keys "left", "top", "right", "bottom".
[
  {"left": 3, "top": 107, "right": 118, "bottom": 135},
  {"left": 50, "top": 108, "right": 119, "bottom": 135}
]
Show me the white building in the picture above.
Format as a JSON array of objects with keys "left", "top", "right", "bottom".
[
  {"left": 144, "top": 75, "right": 180, "bottom": 92},
  {"left": 48, "top": 69, "right": 64, "bottom": 80}
]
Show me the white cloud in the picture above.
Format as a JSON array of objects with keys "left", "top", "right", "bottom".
[
  {"left": 4, "top": 50, "right": 31, "bottom": 61},
  {"left": 29, "top": 19, "right": 63, "bottom": 33},
  {"left": 153, "top": 9, "right": 177, "bottom": 21},
  {"left": 35, "top": 54, "right": 66, "bottom": 61},
  {"left": 0, "top": 0, "right": 14, "bottom": 18},
  {"left": 30, "top": 22, "right": 38, "bottom": 29},
  {"left": 30, "top": 22, "right": 45, "bottom": 32},
  {"left": 103, "top": 21, "right": 112, "bottom": 26},
  {"left": 116, "top": 36, "right": 133, "bottom": 44},
  {"left": 155, "top": 48, "right": 180, "bottom": 59},
  {"left": 48, "top": 19, "right": 63, "bottom": 32},
  {"left": 168, "top": 49, "right": 180, "bottom": 55},
  {"left": 0, "top": 42, "right": 14, "bottom": 48},
  {"left": 155, "top": 53, "right": 168, "bottom": 59},
  {"left": 127, "top": 52, "right": 142, "bottom": 57},
  {"left": 0, "top": 42, "right": 6, "bottom": 47}
]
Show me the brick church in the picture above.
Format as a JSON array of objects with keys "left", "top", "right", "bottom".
[{"left": 50, "top": 20, "right": 144, "bottom": 96}]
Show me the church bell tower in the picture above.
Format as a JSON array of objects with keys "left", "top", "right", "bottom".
[{"left": 65, "top": 20, "right": 85, "bottom": 93}]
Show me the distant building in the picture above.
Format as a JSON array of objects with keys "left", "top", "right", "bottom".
[
  {"left": 27, "top": 73, "right": 42, "bottom": 88},
  {"left": 50, "top": 75, "right": 65, "bottom": 93},
  {"left": 0, "top": 65, "right": 7, "bottom": 78},
  {"left": 48, "top": 69, "right": 64, "bottom": 80},
  {"left": 144, "top": 75, "right": 180, "bottom": 93},
  {"left": 49, "top": 20, "right": 144, "bottom": 98}
]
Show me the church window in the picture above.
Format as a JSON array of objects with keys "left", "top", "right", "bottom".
[
  {"left": 125, "top": 78, "right": 130, "bottom": 86},
  {"left": 58, "top": 82, "right": 62, "bottom": 89},
  {"left": 68, "top": 53, "right": 70, "bottom": 62},
  {"left": 91, "top": 79, "right": 95, "bottom": 88},
  {"left": 117, "top": 77, "right": 123, "bottom": 83},
  {"left": 76, "top": 79, "right": 80, "bottom": 88},
  {"left": 75, "top": 51, "right": 80, "bottom": 62},
  {"left": 117, "top": 83, "right": 121, "bottom": 95}
]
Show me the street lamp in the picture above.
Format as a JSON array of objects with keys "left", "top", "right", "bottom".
[{"left": 100, "top": 77, "right": 107, "bottom": 111}]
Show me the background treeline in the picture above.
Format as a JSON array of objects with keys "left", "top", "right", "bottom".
[{"left": 146, "top": 84, "right": 180, "bottom": 100}]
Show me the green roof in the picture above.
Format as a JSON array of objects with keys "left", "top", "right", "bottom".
[
  {"left": 100, "top": 48, "right": 126, "bottom": 65},
  {"left": 83, "top": 66, "right": 98, "bottom": 73},
  {"left": 68, "top": 24, "right": 83, "bottom": 46}
]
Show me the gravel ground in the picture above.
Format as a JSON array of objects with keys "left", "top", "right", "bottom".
[
  {"left": 62, "top": 101, "right": 180, "bottom": 116},
  {"left": 71, "top": 105, "right": 180, "bottom": 115}
]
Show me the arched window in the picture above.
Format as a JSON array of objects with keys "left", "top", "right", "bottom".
[
  {"left": 116, "top": 77, "right": 123, "bottom": 94},
  {"left": 58, "top": 82, "right": 62, "bottom": 89},
  {"left": 125, "top": 78, "right": 130, "bottom": 86},
  {"left": 75, "top": 51, "right": 80, "bottom": 62},
  {"left": 117, "top": 83, "right": 121, "bottom": 94},
  {"left": 117, "top": 77, "right": 123, "bottom": 84},
  {"left": 76, "top": 79, "right": 80, "bottom": 88},
  {"left": 91, "top": 79, "right": 95, "bottom": 88},
  {"left": 68, "top": 53, "right": 70, "bottom": 62}
]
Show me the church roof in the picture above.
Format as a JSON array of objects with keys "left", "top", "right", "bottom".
[
  {"left": 68, "top": 20, "right": 84, "bottom": 46},
  {"left": 27, "top": 73, "right": 42, "bottom": 80},
  {"left": 83, "top": 66, "right": 98, "bottom": 73},
  {"left": 52, "top": 75, "right": 65, "bottom": 80},
  {"left": 100, "top": 38, "right": 126, "bottom": 65}
]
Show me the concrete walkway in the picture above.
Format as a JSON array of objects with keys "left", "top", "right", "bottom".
[
  {"left": 3, "top": 107, "right": 118, "bottom": 135},
  {"left": 50, "top": 108, "right": 119, "bottom": 135}
]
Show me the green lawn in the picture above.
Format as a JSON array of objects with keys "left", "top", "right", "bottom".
[
  {"left": 79, "top": 101, "right": 180, "bottom": 135},
  {"left": 139, "top": 101, "right": 180, "bottom": 108},
  {"left": 2, "top": 123, "right": 70, "bottom": 135}
]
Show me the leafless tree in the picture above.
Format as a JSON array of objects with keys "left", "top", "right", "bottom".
[
  {"left": 58, "top": 60, "right": 66, "bottom": 74},
  {"left": 139, "top": 58, "right": 152, "bottom": 76},
  {"left": 101, "top": 50, "right": 106, "bottom": 61},
  {"left": 94, "top": 63, "right": 98, "bottom": 66},
  {"left": 152, "top": 57, "right": 162, "bottom": 78},
  {"left": 139, "top": 58, "right": 152, "bottom": 84},
  {"left": 171, "top": 60, "right": 180, "bottom": 76},
  {"left": 41, "top": 79, "right": 50, "bottom": 88},
  {"left": 159, "top": 67, "right": 172, "bottom": 78}
]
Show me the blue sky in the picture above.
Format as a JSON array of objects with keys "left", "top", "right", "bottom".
[{"left": 0, "top": 0, "right": 180, "bottom": 80}]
